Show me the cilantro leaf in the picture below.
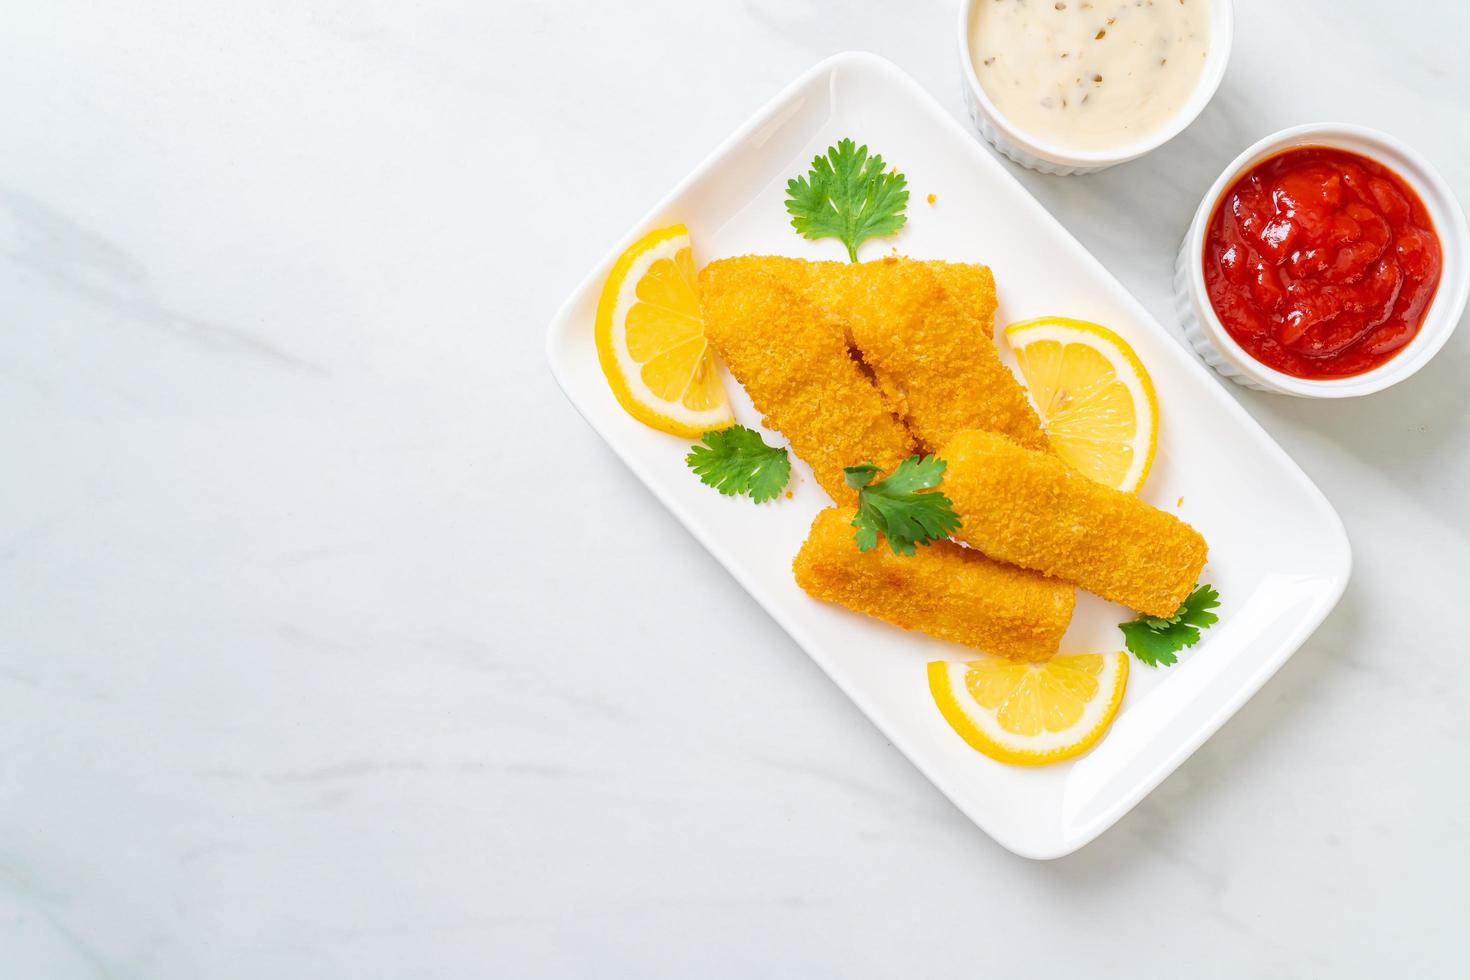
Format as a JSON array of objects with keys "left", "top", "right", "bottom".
[
  {"left": 1119, "top": 620, "right": 1190, "bottom": 667},
  {"left": 785, "top": 138, "right": 909, "bottom": 262},
  {"left": 1176, "top": 584, "right": 1221, "bottom": 629},
  {"left": 685, "top": 426, "right": 791, "bottom": 503},
  {"left": 1119, "top": 585, "right": 1222, "bottom": 667},
  {"left": 844, "top": 455, "right": 961, "bottom": 556}
]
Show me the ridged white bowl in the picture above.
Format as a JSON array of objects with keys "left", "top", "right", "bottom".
[
  {"left": 1175, "top": 123, "right": 1470, "bottom": 397},
  {"left": 958, "top": 0, "right": 1233, "bottom": 175}
]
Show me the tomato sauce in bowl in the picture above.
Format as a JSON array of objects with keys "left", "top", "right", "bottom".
[{"left": 1202, "top": 146, "right": 1442, "bottom": 379}]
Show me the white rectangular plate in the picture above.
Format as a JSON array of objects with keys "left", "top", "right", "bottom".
[{"left": 546, "top": 52, "right": 1351, "bottom": 858}]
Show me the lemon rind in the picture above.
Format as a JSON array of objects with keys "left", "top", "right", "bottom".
[
  {"left": 1003, "top": 317, "right": 1159, "bottom": 494},
  {"left": 594, "top": 224, "right": 734, "bottom": 438},
  {"left": 927, "top": 653, "right": 1129, "bottom": 767}
]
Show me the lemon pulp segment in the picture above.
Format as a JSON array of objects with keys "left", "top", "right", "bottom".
[
  {"left": 594, "top": 224, "right": 733, "bottom": 437},
  {"left": 929, "top": 651, "right": 1129, "bottom": 766},
  {"left": 1005, "top": 316, "right": 1158, "bottom": 493}
]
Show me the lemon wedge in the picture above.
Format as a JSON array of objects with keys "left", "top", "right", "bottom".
[
  {"left": 1004, "top": 317, "right": 1158, "bottom": 493},
  {"left": 928, "top": 652, "right": 1128, "bottom": 766},
  {"left": 594, "top": 224, "right": 734, "bottom": 437}
]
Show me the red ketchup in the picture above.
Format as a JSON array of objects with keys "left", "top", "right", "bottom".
[{"left": 1202, "top": 146, "right": 1442, "bottom": 379}]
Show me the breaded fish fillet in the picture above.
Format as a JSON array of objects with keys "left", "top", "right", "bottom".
[
  {"left": 793, "top": 507, "right": 1075, "bottom": 661},
  {"left": 816, "top": 258, "right": 1051, "bottom": 454},
  {"left": 699, "top": 257, "right": 915, "bottom": 505},
  {"left": 938, "top": 430, "right": 1208, "bottom": 617}
]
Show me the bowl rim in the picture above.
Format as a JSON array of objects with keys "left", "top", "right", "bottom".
[
  {"left": 1181, "top": 122, "right": 1470, "bottom": 398},
  {"left": 956, "top": 0, "right": 1235, "bottom": 169}
]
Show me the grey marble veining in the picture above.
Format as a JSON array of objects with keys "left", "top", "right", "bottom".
[{"left": 1, "top": 1, "right": 1465, "bottom": 976}]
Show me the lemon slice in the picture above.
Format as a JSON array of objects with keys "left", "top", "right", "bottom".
[
  {"left": 928, "top": 652, "right": 1128, "bottom": 766},
  {"left": 594, "top": 224, "right": 733, "bottom": 437},
  {"left": 1004, "top": 317, "right": 1158, "bottom": 493}
]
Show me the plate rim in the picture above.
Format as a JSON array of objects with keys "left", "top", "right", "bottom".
[{"left": 545, "top": 50, "right": 1353, "bottom": 859}]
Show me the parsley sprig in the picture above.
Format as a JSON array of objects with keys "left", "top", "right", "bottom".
[
  {"left": 1119, "top": 585, "right": 1221, "bottom": 667},
  {"left": 844, "top": 456, "right": 961, "bottom": 556},
  {"left": 785, "top": 138, "right": 909, "bottom": 262},
  {"left": 685, "top": 426, "right": 791, "bottom": 503}
]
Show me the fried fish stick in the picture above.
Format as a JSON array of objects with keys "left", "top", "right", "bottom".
[
  {"left": 793, "top": 507, "right": 1075, "bottom": 661},
  {"left": 939, "top": 429, "right": 1207, "bottom": 617},
  {"left": 805, "top": 258, "right": 1051, "bottom": 454},
  {"left": 700, "top": 257, "right": 915, "bottom": 505}
]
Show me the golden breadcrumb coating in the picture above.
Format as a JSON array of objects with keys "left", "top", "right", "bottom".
[
  {"left": 699, "top": 257, "right": 915, "bottom": 505},
  {"left": 938, "top": 429, "right": 1208, "bottom": 617},
  {"left": 831, "top": 258, "right": 1051, "bottom": 454},
  {"left": 755, "top": 256, "right": 1048, "bottom": 453},
  {"left": 793, "top": 507, "right": 1075, "bottom": 661}
]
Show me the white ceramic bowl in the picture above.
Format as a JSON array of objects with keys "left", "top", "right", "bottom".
[
  {"left": 957, "top": 0, "right": 1234, "bottom": 175},
  {"left": 1174, "top": 123, "right": 1469, "bottom": 397}
]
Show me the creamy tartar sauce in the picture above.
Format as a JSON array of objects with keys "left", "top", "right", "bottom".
[{"left": 970, "top": 0, "right": 1210, "bottom": 152}]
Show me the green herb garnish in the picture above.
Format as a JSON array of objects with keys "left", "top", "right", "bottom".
[
  {"left": 784, "top": 138, "right": 909, "bottom": 262},
  {"left": 844, "top": 456, "right": 961, "bottom": 556},
  {"left": 1119, "top": 584, "right": 1221, "bottom": 667},
  {"left": 686, "top": 425, "right": 791, "bottom": 503}
]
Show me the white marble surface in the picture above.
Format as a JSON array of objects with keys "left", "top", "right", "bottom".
[{"left": 2, "top": 1, "right": 1465, "bottom": 975}]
